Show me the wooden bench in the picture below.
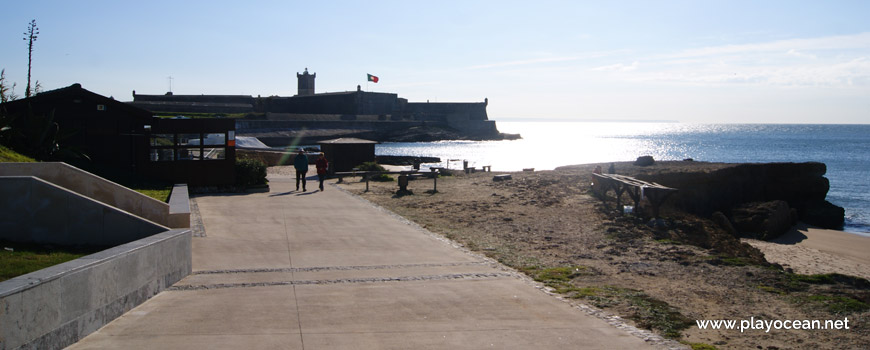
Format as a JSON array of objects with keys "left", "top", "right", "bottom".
[
  {"left": 592, "top": 173, "right": 677, "bottom": 218},
  {"left": 335, "top": 169, "right": 440, "bottom": 193}
]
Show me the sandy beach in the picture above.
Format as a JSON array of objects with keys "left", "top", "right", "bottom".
[{"left": 745, "top": 224, "right": 870, "bottom": 280}]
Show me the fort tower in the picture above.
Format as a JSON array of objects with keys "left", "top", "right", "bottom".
[{"left": 296, "top": 68, "right": 316, "bottom": 96}]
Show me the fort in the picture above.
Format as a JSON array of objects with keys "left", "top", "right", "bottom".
[{"left": 129, "top": 69, "right": 519, "bottom": 146}]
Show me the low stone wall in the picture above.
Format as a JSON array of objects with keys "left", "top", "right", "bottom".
[
  {"left": 0, "top": 228, "right": 192, "bottom": 350},
  {"left": 168, "top": 184, "right": 191, "bottom": 228},
  {"left": 0, "top": 162, "right": 170, "bottom": 227},
  {"left": 0, "top": 177, "right": 168, "bottom": 246}
]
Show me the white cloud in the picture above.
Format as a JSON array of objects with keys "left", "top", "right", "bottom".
[
  {"left": 591, "top": 61, "right": 639, "bottom": 72},
  {"left": 662, "top": 32, "right": 870, "bottom": 59},
  {"left": 467, "top": 50, "right": 627, "bottom": 70},
  {"left": 786, "top": 49, "right": 817, "bottom": 60},
  {"left": 628, "top": 33, "right": 870, "bottom": 88}
]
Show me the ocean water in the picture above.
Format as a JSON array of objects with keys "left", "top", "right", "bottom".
[{"left": 376, "top": 122, "right": 870, "bottom": 235}]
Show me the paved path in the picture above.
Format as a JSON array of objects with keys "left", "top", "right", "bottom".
[{"left": 69, "top": 175, "right": 665, "bottom": 349}]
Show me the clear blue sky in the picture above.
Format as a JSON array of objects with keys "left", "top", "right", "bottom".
[{"left": 2, "top": 0, "right": 868, "bottom": 123}]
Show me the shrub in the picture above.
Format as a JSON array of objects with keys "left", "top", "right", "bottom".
[
  {"left": 235, "top": 158, "right": 267, "bottom": 187},
  {"left": 356, "top": 161, "right": 386, "bottom": 172}
]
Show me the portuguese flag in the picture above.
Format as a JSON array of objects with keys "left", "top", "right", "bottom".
[{"left": 367, "top": 74, "right": 379, "bottom": 83}]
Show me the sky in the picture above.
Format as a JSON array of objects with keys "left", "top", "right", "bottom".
[{"left": 1, "top": 0, "right": 869, "bottom": 123}]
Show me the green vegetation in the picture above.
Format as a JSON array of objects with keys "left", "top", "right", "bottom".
[
  {"left": 235, "top": 157, "right": 267, "bottom": 187},
  {"left": 681, "top": 342, "right": 719, "bottom": 350},
  {"left": 0, "top": 144, "right": 36, "bottom": 162},
  {"left": 582, "top": 286, "right": 693, "bottom": 338},
  {"left": 136, "top": 188, "right": 172, "bottom": 202},
  {"left": 0, "top": 240, "right": 104, "bottom": 282},
  {"left": 757, "top": 284, "right": 786, "bottom": 295},
  {"left": 356, "top": 161, "right": 386, "bottom": 172},
  {"left": 754, "top": 272, "right": 870, "bottom": 315},
  {"left": 521, "top": 265, "right": 593, "bottom": 294},
  {"left": 619, "top": 288, "right": 695, "bottom": 338},
  {"left": 520, "top": 265, "right": 694, "bottom": 338},
  {"left": 787, "top": 273, "right": 864, "bottom": 285},
  {"left": 355, "top": 162, "right": 393, "bottom": 182},
  {"left": 803, "top": 295, "right": 869, "bottom": 314}
]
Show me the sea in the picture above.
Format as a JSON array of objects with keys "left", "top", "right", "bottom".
[{"left": 375, "top": 122, "right": 870, "bottom": 236}]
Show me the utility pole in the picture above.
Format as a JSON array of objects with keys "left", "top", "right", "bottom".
[{"left": 22, "top": 19, "right": 38, "bottom": 98}]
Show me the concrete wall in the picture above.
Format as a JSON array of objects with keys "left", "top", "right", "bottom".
[
  {"left": 0, "top": 228, "right": 191, "bottom": 350},
  {"left": 0, "top": 176, "right": 168, "bottom": 246},
  {"left": 236, "top": 119, "right": 426, "bottom": 132},
  {"left": 406, "top": 102, "right": 489, "bottom": 121},
  {"left": 167, "top": 184, "right": 191, "bottom": 229},
  {"left": 0, "top": 163, "right": 170, "bottom": 227}
]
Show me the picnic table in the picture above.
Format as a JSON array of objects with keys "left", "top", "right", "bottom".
[{"left": 592, "top": 173, "right": 677, "bottom": 218}]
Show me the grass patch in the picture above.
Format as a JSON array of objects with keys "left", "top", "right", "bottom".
[
  {"left": 575, "top": 286, "right": 603, "bottom": 298},
  {"left": 571, "top": 285, "right": 694, "bottom": 339},
  {"left": 0, "top": 240, "right": 105, "bottom": 282},
  {"left": 787, "top": 273, "right": 869, "bottom": 288},
  {"left": 790, "top": 273, "right": 837, "bottom": 284},
  {"left": 521, "top": 266, "right": 593, "bottom": 294},
  {"left": 681, "top": 342, "right": 719, "bottom": 350},
  {"left": 621, "top": 288, "right": 695, "bottom": 338},
  {"left": 520, "top": 267, "right": 693, "bottom": 338},
  {"left": 0, "top": 145, "right": 36, "bottom": 162},
  {"left": 803, "top": 295, "right": 870, "bottom": 314},
  {"left": 520, "top": 267, "right": 694, "bottom": 339},
  {"left": 706, "top": 255, "right": 755, "bottom": 267},
  {"left": 757, "top": 285, "right": 786, "bottom": 295},
  {"left": 135, "top": 187, "right": 172, "bottom": 202}
]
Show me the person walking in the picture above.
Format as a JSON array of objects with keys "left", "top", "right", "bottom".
[
  {"left": 294, "top": 148, "right": 309, "bottom": 191},
  {"left": 315, "top": 152, "right": 329, "bottom": 191}
]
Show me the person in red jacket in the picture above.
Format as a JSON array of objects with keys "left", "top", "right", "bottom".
[{"left": 315, "top": 152, "right": 329, "bottom": 191}]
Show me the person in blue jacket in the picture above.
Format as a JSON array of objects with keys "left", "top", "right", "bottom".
[{"left": 294, "top": 148, "right": 309, "bottom": 191}]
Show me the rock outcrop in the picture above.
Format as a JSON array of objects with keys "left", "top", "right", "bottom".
[
  {"left": 730, "top": 200, "right": 797, "bottom": 240},
  {"left": 634, "top": 162, "right": 844, "bottom": 230},
  {"left": 634, "top": 155, "right": 655, "bottom": 166}
]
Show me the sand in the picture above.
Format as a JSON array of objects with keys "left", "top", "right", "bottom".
[{"left": 745, "top": 224, "right": 870, "bottom": 280}]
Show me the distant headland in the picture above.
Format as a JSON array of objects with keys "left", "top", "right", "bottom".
[{"left": 128, "top": 68, "right": 520, "bottom": 145}]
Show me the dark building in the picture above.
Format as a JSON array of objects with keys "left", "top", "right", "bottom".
[
  {"left": 296, "top": 68, "right": 316, "bottom": 96},
  {"left": 317, "top": 138, "right": 377, "bottom": 175},
  {"left": 144, "top": 117, "right": 236, "bottom": 186},
  {"left": 1, "top": 84, "right": 236, "bottom": 185}
]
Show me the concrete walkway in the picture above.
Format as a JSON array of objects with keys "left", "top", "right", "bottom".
[{"left": 68, "top": 175, "right": 663, "bottom": 349}]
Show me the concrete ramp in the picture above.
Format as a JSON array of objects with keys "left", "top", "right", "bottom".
[
  {"left": 0, "top": 162, "right": 172, "bottom": 227},
  {"left": 0, "top": 176, "right": 168, "bottom": 246}
]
